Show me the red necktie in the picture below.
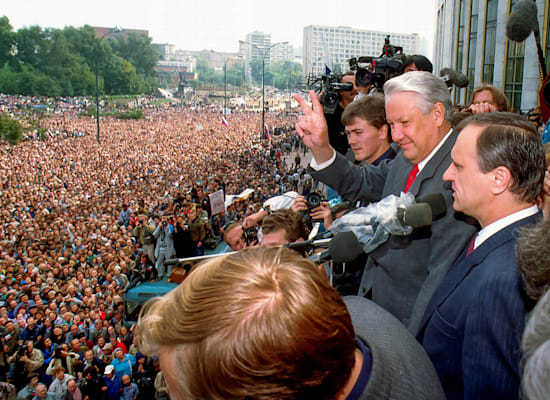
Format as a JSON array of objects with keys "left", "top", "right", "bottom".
[
  {"left": 404, "top": 164, "right": 419, "bottom": 193},
  {"left": 466, "top": 235, "right": 477, "bottom": 256}
]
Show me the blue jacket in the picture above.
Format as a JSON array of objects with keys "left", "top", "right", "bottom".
[
  {"left": 111, "top": 354, "right": 136, "bottom": 380},
  {"left": 417, "top": 213, "right": 540, "bottom": 399},
  {"left": 105, "top": 375, "right": 122, "bottom": 400}
]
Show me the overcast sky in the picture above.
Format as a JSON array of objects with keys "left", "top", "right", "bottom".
[{"left": 3, "top": 0, "right": 436, "bottom": 57}]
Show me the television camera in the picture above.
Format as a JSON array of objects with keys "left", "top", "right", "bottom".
[
  {"left": 306, "top": 73, "right": 355, "bottom": 114},
  {"left": 349, "top": 35, "right": 406, "bottom": 91}
]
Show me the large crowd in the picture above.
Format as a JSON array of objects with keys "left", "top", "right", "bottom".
[
  {"left": 2, "top": 68, "right": 550, "bottom": 400},
  {"left": 0, "top": 98, "right": 306, "bottom": 400}
]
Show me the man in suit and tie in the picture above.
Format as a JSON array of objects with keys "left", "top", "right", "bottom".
[
  {"left": 294, "top": 71, "right": 477, "bottom": 332},
  {"left": 417, "top": 112, "right": 545, "bottom": 399}
]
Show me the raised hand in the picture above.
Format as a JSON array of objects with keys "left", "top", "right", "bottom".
[{"left": 294, "top": 90, "right": 335, "bottom": 164}]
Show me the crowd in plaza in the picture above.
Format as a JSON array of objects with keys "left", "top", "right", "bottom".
[
  {"left": 0, "top": 99, "right": 307, "bottom": 399},
  {"left": 2, "top": 66, "right": 550, "bottom": 400}
]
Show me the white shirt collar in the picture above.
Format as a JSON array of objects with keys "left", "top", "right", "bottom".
[
  {"left": 474, "top": 205, "right": 539, "bottom": 250},
  {"left": 417, "top": 127, "right": 453, "bottom": 172}
]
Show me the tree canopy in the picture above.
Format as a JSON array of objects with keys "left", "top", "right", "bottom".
[{"left": 0, "top": 17, "right": 160, "bottom": 96}]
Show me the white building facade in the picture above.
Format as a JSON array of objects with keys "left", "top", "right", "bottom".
[
  {"left": 303, "top": 25, "right": 420, "bottom": 79},
  {"left": 240, "top": 31, "right": 272, "bottom": 81},
  {"left": 433, "top": 0, "right": 550, "bottom": 111}
]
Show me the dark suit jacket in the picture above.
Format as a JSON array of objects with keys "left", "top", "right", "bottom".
[
  {"left": 310, "top": 129, "right": 477, "bottom": 333},
  {"left": 345, "top": 296, "right": 445, "bottom": 400},
  {"left": 417, "top": 213, "right": 540, "bottom": 400}
]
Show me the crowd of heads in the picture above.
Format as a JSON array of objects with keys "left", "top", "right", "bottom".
[{"left": 0, "top": 95, "right": 308, "bottom": 397}]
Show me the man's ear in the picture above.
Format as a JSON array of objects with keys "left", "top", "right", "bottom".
[
  {"left": 491, "top": 166, "right": 512, "bottom": 195},
  {"left": 378, "top": 124, "right": 389, "bottom": 140},
  {"left": 432, "top": 102, "right": 446, "bottom": 126}
]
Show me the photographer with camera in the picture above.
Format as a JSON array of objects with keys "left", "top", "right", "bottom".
[
  {"left": 260, "top": 209, "right": 310, "bottom": 247},
  {"left": 125, "top": 254, "right": 157, "bottom": 293},
  {"left": 173, "top": 214, "right": 195, "bottom": 259},
  {"left": 223, "top": 222, "right": 258, "bottom": 252},
  {"left": 132, "top": 215, "right": 156, "bottom": 265},
  {"left": 45, "top": 344, "right": 79, "bottom": 378},
  {"left": 7, "top": 341, "right": 43, "bottom": 390},
  {"left": 152, "top": 216, "right": 175, "bottom": 281}
]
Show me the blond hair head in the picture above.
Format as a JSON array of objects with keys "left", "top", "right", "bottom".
[{"left": 135, "top": 247, "right": 355, "bottom": 399}]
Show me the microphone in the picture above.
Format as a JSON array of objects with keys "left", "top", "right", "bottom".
[
  {"left": 416, "top": 193, "right": 447, "bottom": 220},
  {"left": 397, "top": 193, "right": 447, "bottom": 228},
  {"left": 285, "top": 237, "right": 332, "bottom": 252},
  {"left": 165, "top": 252, "right": 236, "bottom": 266},
  {"left": 505, "top": 0, "right": 538, "bottom": 42},
  {"left": 397, "top": 203, "right": 432, "bottom": 228},
  {"left": 506, "top": 0, "right": 547, "bottom": 85},
  {"left": 308, "top": 231, "right": 364, "bottom": 264},
  {"left": 440, "top": 68, "right": 469, "bottom": 88}
]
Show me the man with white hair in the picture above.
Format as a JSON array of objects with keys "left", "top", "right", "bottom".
[{"left": 295, "top": 71, "right": 477, "bottom": 333}]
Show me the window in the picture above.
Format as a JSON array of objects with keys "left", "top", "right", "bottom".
[
  {"left": 504, "top": 0, "right": 525, "bottom": 111},
  {"left": 482, "top": 0, "right": 498, "bottom": 84},
  {"left": 466, "top": 0, "right": 479, "bottom": 102}
]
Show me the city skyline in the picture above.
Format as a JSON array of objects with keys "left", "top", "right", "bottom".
[{"left": 3, "top": 0, "right": 436, "bottom": 58}]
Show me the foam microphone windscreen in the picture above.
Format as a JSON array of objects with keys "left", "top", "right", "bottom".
[
  {"left": 440, "top": 68, "right": 469, "bottom": 88},
  {"left": 328, "top": 231, "right": 364, "bottom": 263},
  {"left": 416, "top": 193, "right": 447, "bottom": 220},
  {"left": 506, "top": 0, "right": 538, "bottom": 42}
]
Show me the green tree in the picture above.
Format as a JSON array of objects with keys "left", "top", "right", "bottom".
[
  {"left": 10, "top": 25, "right": 48, "bottom": 72},
  {"left": 0, "top": 113, "right": 23, "bottom": 144},
  {"left": 0, "top": 21, "right": 160, "bottom": 96},
  {"left": 113, "top": 32, "right": 160, "bottom": 77},
  {"left": 226, "top": 63, "right": 244, "bottom": 87},
  {"left": 270, "top": 60, "right": 302, "bottom": 90},
  {"left": 249, "top": 59, "right": 262, "bottom": 83},
  {"left": 195, "top": 58, "right": 221, "bottom": 86},
  {"left": 0, "top": 16, "right": 14, "bottom": 68}
]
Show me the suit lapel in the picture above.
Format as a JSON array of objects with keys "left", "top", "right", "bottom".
[
  {"left": 417, "top": 249, "right": 479, "bottom": 332},
  {"left": 417, "top": 213, "right": 540, "bottom": 335}
]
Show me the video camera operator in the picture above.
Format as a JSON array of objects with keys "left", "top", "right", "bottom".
[
  {"left": 45, "top": 343, "right": 79, "bottom": 378},
  {"left": 324, "top": 72, "right": 357, "bottom": 156},
  {"left": 403, "top": 55, "right": 433, "bottom": 74}
]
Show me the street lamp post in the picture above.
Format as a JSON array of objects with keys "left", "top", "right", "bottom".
[
  {"left": 95, "top": 27, "right": 121, "bottom": 144},
  {"left": 239, "top": 40, "right": 287, "bottom": 140}
]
